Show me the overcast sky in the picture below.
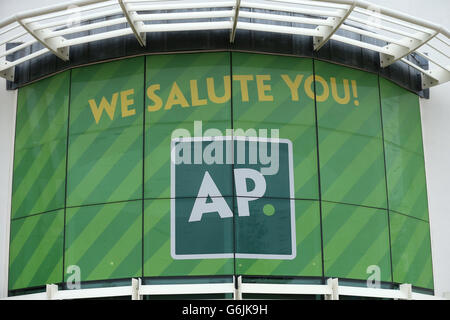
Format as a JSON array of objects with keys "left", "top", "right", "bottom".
[{"left": 371, "top": 0, "right": 449, "bottom": 29}]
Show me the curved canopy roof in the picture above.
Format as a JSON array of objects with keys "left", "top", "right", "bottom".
[{"left": 0, "top": 0, "right": 449, "bottom": 89}]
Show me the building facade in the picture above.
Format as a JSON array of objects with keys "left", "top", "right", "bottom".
[{"left": 0, "top": 0, "right": 449, "bottom": 299}]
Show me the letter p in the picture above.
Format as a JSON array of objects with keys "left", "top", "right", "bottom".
[{"left": 234, "top": 169, "right": 266, "bottom": 217}]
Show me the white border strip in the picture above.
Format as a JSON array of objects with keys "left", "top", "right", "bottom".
[{"left": 3, "top": 277, "right": 447, "bottom": 300}]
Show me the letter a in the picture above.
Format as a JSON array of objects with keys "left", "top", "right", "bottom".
[{"left": 189, "top": 171, "right": 233, "bottom": 222}]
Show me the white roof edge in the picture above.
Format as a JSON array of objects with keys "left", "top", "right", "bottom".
[
  {"left": 0, "top": 0, "right": 448, "bottom": 88},
  {"left": 0, "top": 0, "right": 447, "bottom": 36}
]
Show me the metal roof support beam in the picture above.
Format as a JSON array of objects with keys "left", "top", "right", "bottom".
[
  {"left": 230, "top": 0, "right": 241, "bottom": 43},
  {"left": 0, "top": 0, "right": 448, "bottom": 88},
  {"left": 380, "top": 31, "right": 439, "bottom": 68},
  {"left": 119, "top": 0, "right": 146, "bottom": 47},
  {"left": 0, "top": 49, "right": 49, "bottom": 81},
  {"left": 17, "top": 20, "right": 69, "bottom": 61},
  {"left": 422, "top": 64, "right": 450, "bottom": 89},
  {"left": 0, "top": 61, "right": 14, "bottom": 81},
  {"left": 313, "top": 0, "right": 448, "bottom": 38},
  {"left": 313, "top": 2, "right": 356, "bottom": 51}
]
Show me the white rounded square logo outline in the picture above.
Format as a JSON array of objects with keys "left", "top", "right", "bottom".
[{"left": 170, "top": 136, "right": 296, "bottom": 260}]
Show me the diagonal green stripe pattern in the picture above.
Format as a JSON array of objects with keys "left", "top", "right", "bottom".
[
  {"left": 9, "top": 210, "right": 64, "bottom": 290},
  {"left": 64, "top": 201, "right": 142, "bottom": 282},
  {"left": 315, "top": 60, "right": 386, "bottom": 209},
  {"left": 232, "top": 52, "right": 318, "bottom": 201},
  {"left": 237, "top": 200, "right": 322, "bottom": 276},
  {"left": 145, "top": 52, "right": 232, "bottom": 199},
  {"left": 389, "top": 212, "right": 433, "bottom": 289},
  {"left": 322, "top": 202, "right": 391, "bottom": 281},
  {"left": 9, "top": 52, "right": 433, "bottom": 292},
  {"left": 12, "top": 71, "right": 70, "bottom": 219},
  {"left": 67, "top": 57, "right": 144, "bottom": 207},
  {"left": 381, "top": 78, "right": 429, "bottom": 221}
]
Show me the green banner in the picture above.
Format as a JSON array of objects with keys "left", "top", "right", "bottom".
[{"left": 9, "top": 52, "right": 433, "bottom": 291}]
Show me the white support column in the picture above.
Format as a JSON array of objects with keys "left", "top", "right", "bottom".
[
  {"left": 230, "top": 0, "right": 241, "bottom": 43},
  {"left": 313, "top": 3, "right": 355, "bottom": 51},
  {"left": 119, "top": 0, "right": 146, "bottom": 47},
  {"left": 325, "top": 278, "right": 339, "bottom": 300},
  {"left": 380, "top": 31, "right": 438, "bottom": 68},
  {"left": 17, "top": 20, "right": 69, "bottom": 61},
  {"left": 131, "top": 278, "right": 141, "bottom": 300},
  {"left": 46, "top": 284, "right": 58, "bottom": 300},
  {"left": 399, "top": 283, "right": 412, "bottom": 300},
  {"left": 234, "top": 276, "right": 242, "bottom": 300},
  {"left": 0, "top": 79, "right": 16, "bottom": 298}
]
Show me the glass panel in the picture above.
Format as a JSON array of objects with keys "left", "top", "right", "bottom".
[
  {"left": 380, "top": 78, "right": 429, "bottom": 221},
  {"left": 231, "top": 53, "right": 322, "bottom": 278},
  {"left": 145, "top": 52, "right": 232, "bottom": 199},
  {"left": 390, "top": 212, "right": 433, "bottom": 289},
  {"left": 315, "top": 61, "right": 386, "bottom": 209},
  {"left": 12, "top": 71, "right": 69, "bottom": 219},
  {"left": 322, "top": 202, "right": 391, "bottom": 282},
  {"left": 9, "top": 210, "right": 64, "bottom": 290},
  {"left": 232, "top": 52, "right": 318, "bottom": 200},
  {"left": 236, "top": 199, "right": 322, "bottom": 277},
  {"left": 144, "top": 198, "right": 234, "bottom": 276},
  {"left": 67, "top": 57, "right": 144, "bottom": 207},
  {"left": 64, "top": 201, "right": 142, "bottom": 282}
]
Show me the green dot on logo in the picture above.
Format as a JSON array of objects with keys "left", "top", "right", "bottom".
[{"left": 263, "top": 204, "right": 275, "bottom": 216}]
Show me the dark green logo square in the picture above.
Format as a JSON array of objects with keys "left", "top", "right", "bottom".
[{"left": 171, "top": 136, "right": 295, "bottom": 260}]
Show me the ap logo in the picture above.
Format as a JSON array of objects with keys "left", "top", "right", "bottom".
[{"left": 170, "top": 136, "right": 295, "bottom": 260}]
